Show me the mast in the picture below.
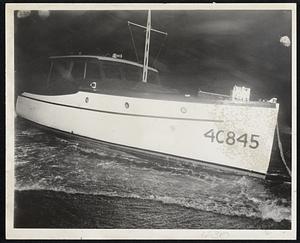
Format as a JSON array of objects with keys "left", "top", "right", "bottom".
[
  {"left": 128, "top": 10, "right": 167, "bottom": 83},
  {"left": 142, "top": 10, "right": 151, "bottom": 83}
]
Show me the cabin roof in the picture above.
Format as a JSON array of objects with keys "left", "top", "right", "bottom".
[{"left": 49, "top": 55, "right": 158, "bottom": 72}]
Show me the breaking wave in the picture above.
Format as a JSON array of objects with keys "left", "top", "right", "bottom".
[{"left": 15, "top": 176, "right": 291, "bottom": 223}]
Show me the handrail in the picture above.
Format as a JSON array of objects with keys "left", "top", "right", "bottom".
[{"left": 198, "top": 90, "right": 231, "bottom": 98}]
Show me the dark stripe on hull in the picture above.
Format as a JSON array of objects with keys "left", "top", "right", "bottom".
[
  {"left": 17, "top": 116, "right": 268, "bottom": 180},
  {"left": 20, "top": 94, "right": 224, "bottom": 123}
]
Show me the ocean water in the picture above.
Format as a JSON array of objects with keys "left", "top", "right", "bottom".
[{"left": 14, "top": 117, "right": 291, "bottom": 229}]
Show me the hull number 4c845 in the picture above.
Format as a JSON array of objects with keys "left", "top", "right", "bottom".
[{"left": 204, "top": 129, "right": 260, "bottom": 149}]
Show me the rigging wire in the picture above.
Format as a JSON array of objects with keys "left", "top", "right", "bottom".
[
  {"left": 276, "top": 122, "right": 291, "bottom": 177},
  {"left": 128, "top": 22, "right": 140, "bottom": 63},
  {"left": 152, "top": 34, "right": 167, "bottom": 68}
]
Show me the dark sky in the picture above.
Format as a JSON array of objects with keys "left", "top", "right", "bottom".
[{"left": 14, "top": 10, "right": 292, "bottom": 124}]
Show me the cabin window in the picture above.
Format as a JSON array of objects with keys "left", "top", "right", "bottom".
[
  {"left": 47, "top": 59, "right": 78, "bottom": 95},
  {"left": 102, "top": 62, "right": 122, "bottom": 80},
  {"left": 122, "top": 64, "right": 142, "bottom": 82},
  {"left": 71, "top": 61, "right": 85, "bottom": 81},
  {"left": 49, "top": 60, "right": 71, "bottom": 81},
  {"left": 86, "top": 62, "right": 101, "bottom": 80}
]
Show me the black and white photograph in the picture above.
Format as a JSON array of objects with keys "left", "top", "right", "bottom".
[{"left": 6, "top": 3, "right": 296, "bottom": 240}]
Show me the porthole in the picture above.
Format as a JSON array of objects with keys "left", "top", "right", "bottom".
[
  {"left": 90, "top": 82, "right": 97, "bottom": 89},
  {"left": 181, "top": 107, "right": 187, "bottom": 114},
  {"left": 125, "top": 102, "right": 129, "bottom": 109}
]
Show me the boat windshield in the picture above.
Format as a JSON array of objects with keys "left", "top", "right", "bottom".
[
  {"left": 46, "top": 57, "right": 161, "bottom": 95},
  {"left": 48, "top": 58, "right": 159, "bottom": 84}
]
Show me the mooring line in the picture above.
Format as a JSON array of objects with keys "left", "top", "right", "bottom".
[{"left": 276, "top": 123, "right": 291, "bottom": 177}]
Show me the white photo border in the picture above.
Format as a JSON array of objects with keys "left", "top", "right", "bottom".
[{"left": 5, "top": 3, "right": 297, "bottom": 240}]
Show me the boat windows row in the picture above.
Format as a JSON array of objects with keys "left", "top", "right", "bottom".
[{"left": 48, "top": 58, "right": 160, "bottom": 89}]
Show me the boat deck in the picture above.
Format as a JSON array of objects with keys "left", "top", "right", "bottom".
[{"left": 25, "top": 84, "right": 277, "bottom": 109}]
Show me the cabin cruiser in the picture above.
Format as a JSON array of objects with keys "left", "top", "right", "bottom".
[{"left": 16, "top": 11, "right": 280, "bottom": 178}]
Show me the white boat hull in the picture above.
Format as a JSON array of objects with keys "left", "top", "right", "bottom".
[{"left": 16, "top": 91, "right": 279, "bottom": 176}]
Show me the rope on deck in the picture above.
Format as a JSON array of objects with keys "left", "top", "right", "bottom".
[{"left": 276, "top": 123, "right": 291, "bottom": 177}]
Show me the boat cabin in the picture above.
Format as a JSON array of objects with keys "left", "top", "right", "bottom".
[
  {"left": 44, "top": 55, "right": 168, "bottom": 95},
  {"left": 28, "top": 55, "right": 262, "bottom": 105}
]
